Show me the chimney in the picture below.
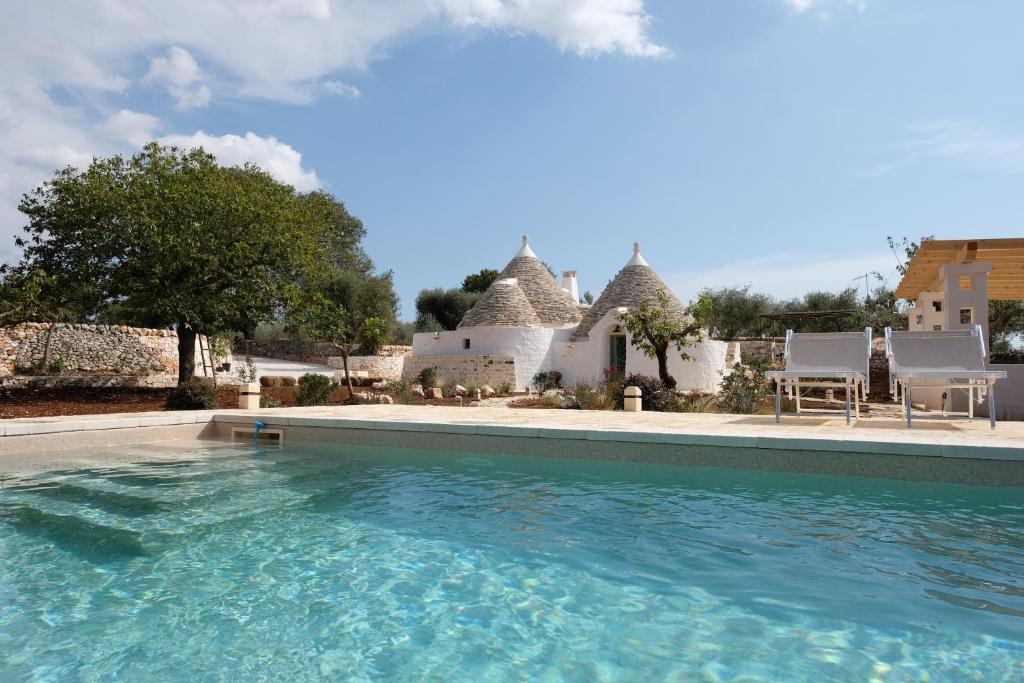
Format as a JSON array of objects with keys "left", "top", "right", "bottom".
[{"left": 561, "top": 270, "right": 579, "bottom": 302}]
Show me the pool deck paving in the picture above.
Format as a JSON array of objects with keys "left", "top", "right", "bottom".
[{"left": 2, "top": 405, "right": 1022, "bottom": 462}]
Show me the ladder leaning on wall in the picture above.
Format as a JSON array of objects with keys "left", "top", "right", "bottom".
[{"left": 197, "top": 334, "right": 218, "bottom": 387}]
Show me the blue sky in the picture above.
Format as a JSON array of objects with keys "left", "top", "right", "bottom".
[{"left": 3, "top": 1, "right": 1023, "bottom": 319}]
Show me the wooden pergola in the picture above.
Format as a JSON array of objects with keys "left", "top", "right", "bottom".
[{"left": 894, "top": 238, "right": 1024, "bottom": 301}]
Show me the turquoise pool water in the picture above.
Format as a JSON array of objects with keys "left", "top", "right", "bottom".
[{"left": 0, "top": 443, "right": 1021, "bottom": 681}]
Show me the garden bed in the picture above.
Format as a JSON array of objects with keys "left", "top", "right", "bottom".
[{"left": 0, "top": 384, "right": 493, "bottom": 419}]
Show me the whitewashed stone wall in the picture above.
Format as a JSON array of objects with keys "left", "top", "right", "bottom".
[
  {"left": 412, "top": 316, "right": 731, "bottom": 392},
  {"left": 0, "top": 323, "right": 179, "bottom": 377}
]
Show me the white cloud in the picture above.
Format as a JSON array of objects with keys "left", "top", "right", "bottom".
[
  {"left": 784, "top": 0, "right": 865, "bottom": 15},
  {"left": 144, "top": 47, "right": 211, "bottom": 109},
  {"left": 159, "top": 131, "right": 322, "bottom": 191},
  {"left": 860, "top": 120, "right": 1024, "bottom": 177},
  {"left": 0, "top": 0, "right": 666, "bottom": 260},
  {"left": 100, "top": 110, "right": 163, "bottom": 147},
  {"left": 439, "top": 0, "right": 669, "bottom": 57},
  {"left": 666, "top": 251, "right": 898, "bottom": 303},
  {"left": 320, "top": 80, "right": 361, "bottom": 98}
]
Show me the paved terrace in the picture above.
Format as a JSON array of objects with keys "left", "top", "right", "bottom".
[{"left": 1, "top": 405, "right": 1022, "bottom": 462}]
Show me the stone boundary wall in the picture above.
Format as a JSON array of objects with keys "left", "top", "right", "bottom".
[
  {"left": 251, "top": 340, "right": 412, "bottom": 365},
  {"left": 327, "top": 355, "right": 405, "bottom": 380},
  {"left": 402, "top": 355, "right": 516, "bottom": 388},
  {"left": 0, "top": 374, "right": 178, "bottom": 390},
  {"left": 0, "top": 323, "right": 179, "bottom": 378}
]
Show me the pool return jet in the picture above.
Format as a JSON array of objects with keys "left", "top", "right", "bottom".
[{"left": 769, "top": 328, "right": 872, "bottom": 426}]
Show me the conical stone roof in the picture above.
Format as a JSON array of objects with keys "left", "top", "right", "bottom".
[
  {"left": 458, "top": 236, "right": 582, "bottom": 328},
  {"left": 571, "top": 243, "right": 686, "bottom": 340},
  {"left": 497, "top": 236, "right": 581, "bottom": 326},
  {"left": 458, "top": 278, "right": 542, "bottom": 328}
]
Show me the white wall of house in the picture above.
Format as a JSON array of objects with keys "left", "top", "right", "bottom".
[{"left": 413, "top": 308, "right": 730, "bottom": 392}]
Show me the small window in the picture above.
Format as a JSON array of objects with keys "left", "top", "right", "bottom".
[
  {"left": 915, "top": 314, "right": 923, "bottom": 325},
  {"left": 932, "top": 324, "right": 943, "bottom": 331},
  {"left": 959, "top": 276, "right": 973, "bottom": 291},
  {"left": 932, "top": 301, "right": 943, "bottom": 313},
  {"left": 463, "top": 338, "right": 471, "bottom": 350},
  {"left": 960, "top": 308, "right": 972, "bottom": 325}
]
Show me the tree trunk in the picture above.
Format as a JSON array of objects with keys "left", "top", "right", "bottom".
[
  {"left": 178, "top": 326, "right": 197, "bottom": 384},
  {"left": 341, "top": 350, "right": 356, "bottom": 403},
  {"left": 655, "top": 344, "right": 676, "bottom": 389}
]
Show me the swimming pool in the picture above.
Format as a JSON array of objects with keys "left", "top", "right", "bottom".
[{"left": 1, "top": 443, "right": 1021, "bottom": 681}]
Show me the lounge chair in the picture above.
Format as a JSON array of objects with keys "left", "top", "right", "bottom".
[
  {"left": 768, "top": 328, "right": 872, "bottom": 425},
  {"left": 884, "top": 325, "right": 1007, "bottom": 429}
]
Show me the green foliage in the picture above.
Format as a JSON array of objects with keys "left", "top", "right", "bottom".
[
  {"left": 990, "top": 300, "right": 1024, "bottom": 354},
  {"left": 461, "top": 269, "right": 500, "bottom": 293},
  {"left": 320, "top": 269, "right": 399, "bottom": 343},
  {"left": 701, "top": 285, "right": 774, "bottom": 339},
  {"left": 166, "top": 380, "right": 217, "bottom": 411},
  {"left": 440, "top": 379, "right": 458, "bottom": 398},
  {"left": 297, "top": 373, "right": 337, "bottom": 407},
  {"left": 532, "top": 370, "right": 563, "bottom": 392},
  {"left": 236, "top": 356, "right": 259, "bottom": 384},
  {"left": 46, "top": 359, "right": 65, "bottom": 374},
  {"left": 9, "top": 143, "right": 351, "bottom": 381},
  {"left": 617, "top": 289, "right": 709, "bottom": 389},
  {"left": 582, "top": 291, "right": 594, "bottom": 305},
  {"left": 414, "top": 288, "right": 480, "bottom": 331},
  {"left": 391, "top": 321, "right": 417, "bottom": 345},
  {"left": 569, "top": 383, "right": 610, "bottom": 410},
  {"left": 358, "top": 317, "right": 387, "bottom": 355},
  {"left": 418, "top": 367, "right": 439, "bottom": 388},
  {"left": 674, "top": 392, "right": 715, "bottom": 413},
  {"left": 497, "top": 382, "right": 513, "bottom": 394},
  {"left": 718, "top": 356, "right": 773, "bottom": 414},
  {"left": 615, "top": 374, "right": 677, "bottom": 412},
  {"left": 259, "top": 396, "right": 284, "bottom": 409}
]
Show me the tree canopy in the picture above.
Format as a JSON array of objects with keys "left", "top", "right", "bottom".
[
  {"left": 617, "top": 289, "right": 711, "bottom": 389},
  {"left": 461, "top": 268, "right": 500, "bottom": 293},
  {"left": 6, "top": 143, "right": 357, "bottom": 381}
]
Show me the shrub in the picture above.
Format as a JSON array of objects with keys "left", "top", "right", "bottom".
[
  {"left": 674, "top": 392, "right": 715, "bottom": 413},
  {"left": 569, "top": 383, "right": 611, "bottom": 410},
  {"left": 358, "top": 317, "right": 388, "bottom": 355},
  {"left": 418, "top": 367, "right": 439, "bottom": 389},
  {"left": 532, "top": 370, "right": 563, "bottom": 392},
  {"left": 260, "top": 375, "right": 297, "bottom": 388},
  {"left": 260, "top": 396, "right": 283, "bottom": 409},
  {"left": 235, "top": 356, "right": 258, "bottom": 384},
  {"left": 440, "top": 379, "right": 458, "bottom": 398},
  {"left": 47, "top": 359, "right": 65, "bottom": 374},
  {"left": 718, "top": 356, "right": 773, "bottom": 414},
  {"left": 297, "top": 373, "right": 337, "bottom": 407},
  {"left": 497, "top": 382, "right": 513, "bottom": 394},
  {"left": 166, "top": 380, "right": 217, "bottom": 410},
  {"left": 615, "top": 374, "right": 676, "bottom": 412}
]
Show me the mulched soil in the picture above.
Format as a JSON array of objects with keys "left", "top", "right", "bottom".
[{"left": 0, "top": 385, "right": 482, "bottom": 419}]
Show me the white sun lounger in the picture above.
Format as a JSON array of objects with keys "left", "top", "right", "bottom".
[
  {"left": 884, "top": 325, "right": 1007, "bottom": 429},
  {"left": 769, "top": 328, "right": 872, "bottom": 425}
]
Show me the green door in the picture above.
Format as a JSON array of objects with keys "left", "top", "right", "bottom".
[{"left": 610, "top": 335, "right": 627, "bottom": 374}]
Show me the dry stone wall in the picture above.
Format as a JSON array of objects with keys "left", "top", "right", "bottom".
[
  {"left": 402, "top": 354, "right": 516, "bottom": 388},
  {"left": 0, "top": 323, "right": 179, "bottom": 377},
  {"left": 327, "top": 355, "right": 406, "bottom": 380}
]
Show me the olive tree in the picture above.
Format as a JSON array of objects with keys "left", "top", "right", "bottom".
[
  {"left": 617, "top": 289, "right": 712, "bottom": 389},
  {"left": 10, "top": 143, "right": 342, "bottom": 383}
]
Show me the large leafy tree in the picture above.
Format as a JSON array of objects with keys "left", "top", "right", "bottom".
[
  {"left": 461, "top": 268, "right": 500, "bottom": 293},
  {"left": 700, "top": 285, "right": 773, "bottom": 339},
  {"left": 10, "top": 143, "right": 341, "bottom": 382},
  {"left": 617, "top": 289, "right": 711, "bottom": 389},
  {"left": 414, "top": 287, "right": 480, "bottom": 331}
]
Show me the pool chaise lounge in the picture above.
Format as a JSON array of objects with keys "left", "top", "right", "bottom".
[
  {"left": 769, "top": 328, "right": 872, "bottom": 425},
  {"left": 884, "top": 325, "right": 1008, "bottom": 429}
]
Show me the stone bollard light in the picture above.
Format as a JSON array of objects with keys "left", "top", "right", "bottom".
[
  {"left": 624, "top": 386, "right": 642, "bottom": 412},
  {"left": 239, "top": 382, "right": 261, "bottom": 410}
]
